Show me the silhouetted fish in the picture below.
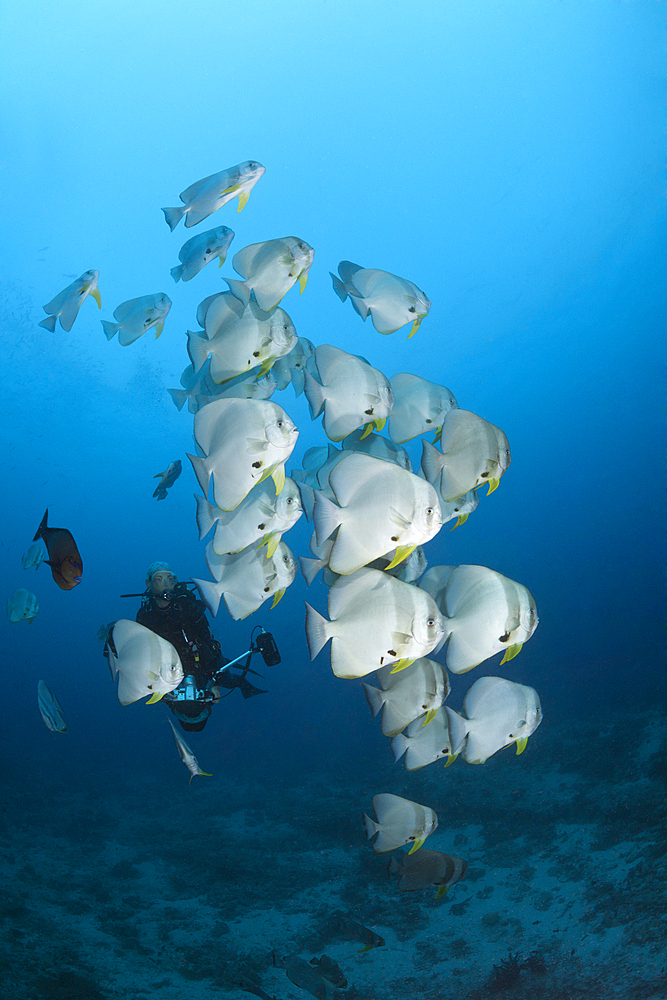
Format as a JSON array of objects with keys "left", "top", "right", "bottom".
[
  {"left": 33, "top": 509, "right": 83, "bottom": 590},
  {"left": 388, "top": 848, "right": 467, "bottom": 898},
  {"left": 282, "top": 955, "right": 339, "bottom": 1000},
  {"left": 309, "top": 956, "right": 347, "bottom": 988},
  {"left": 331, "top": 912, "right": 385, "bottom": 952},
  {"left": 238, "top": 972, "right": 273, "bottom": 1000},
  {"left": 152, "top": 459, "right": 182, "bottom": 500}
]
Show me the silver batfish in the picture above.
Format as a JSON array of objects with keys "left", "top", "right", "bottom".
[
  {"left": 194, "top": 539, "right": 297, "bottom": 619},
  {"left": 362, "top": 657, "right": 449, "bottom": 737},
  {"left": 312, "top": 452, "right": 442, "bottom": 575},
  {"left": 39, "top": 269, "right": 101, "bottom": 332},
  {"left": 421, "top": 408, "right": 511, "bottom": 500},
  {"left": 305, "top": 567, "right": 446, "bottom": 679},
  {"left": 162, "top": 160, "right": 265, "bottom": 229},
  {"left": 226, "top": 236, "right": 315, "bottom": 313},
  {"left": 102, "top": 293, "right": 171, "bottom": 346},
  {"left": 188, "top": 397, "right": 299, "bottom": 511},
  {"left": 7, "top": 588, "right": 39, "bottom": 623},
  {"left": 331, "top": 261, "right": 430, "bottom": 337},
  {"left": 106, "top": 620, "right": 183, "bottom": 706},
  {"left": 171, "top": 226, "right": 235, "bottom": 282},
  {"left": 363, "top": 793, "right": 438, "bottom": 854},
  {"left": 388, "top": 373, "right": 458, "bottom": 444},
  {"left": 444, "top": 675, "right": 543, "bottom": 763},
  {"left": 303, "top": 344, "right": 394, "bottom": 442}
]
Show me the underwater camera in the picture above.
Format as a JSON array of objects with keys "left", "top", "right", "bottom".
[
  {"left": 219, "top": 626, "right": 281, "bottom": 673},
  {"left": 254, "top": 629, "right": 281, "bottom": 666}
]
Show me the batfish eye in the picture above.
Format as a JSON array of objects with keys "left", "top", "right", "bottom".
[
  {"left": 276, "top": 420, "right": 284, "bottom": 428},
  {"left": 426, "top": 507, "right": 434, "bottom": 515},
  {"left": 427, "top": 617, "right": 436, "bottom": 627}
]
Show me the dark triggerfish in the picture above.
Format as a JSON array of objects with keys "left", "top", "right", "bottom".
[{"left": 33, "top": 509, "right": 83, "bottom": 590}]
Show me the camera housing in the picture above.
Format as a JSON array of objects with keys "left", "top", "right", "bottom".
[{"left": 255, "top": 631, "right": 281, "bottom": 666}]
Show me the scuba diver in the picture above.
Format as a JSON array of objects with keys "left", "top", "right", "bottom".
[{"left": 136, "top": 561, "right": 268, "bottom": 732}]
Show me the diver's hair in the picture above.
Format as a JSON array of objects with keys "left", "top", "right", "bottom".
[{"left": 146, "top": 561, "right": 172, "bottom": 582}]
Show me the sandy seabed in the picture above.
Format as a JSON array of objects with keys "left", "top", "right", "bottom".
[{"left": 1, "top": 702, "right": 665, "bottom": 1000}]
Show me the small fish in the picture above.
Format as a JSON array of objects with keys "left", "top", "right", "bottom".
[
  {"left": 101, "top": 293, "right": 172, "bottom": 346},
  {"left": 152, "top": 460, "right": 182, "bottom": 500},
  {"left": 21, "top": 543, "right": 45, "bottom": 570},
  {"left": 303, "top": 344, "right": 394, "bottom": 442},
  {"left": 421, "top": 408, "right": 511, "bottom": 500},
  {"left": 444, "top": 676, "right": 543, "bottom": 763},
  {"left": 167, "top": 718, "right": 211, "bottom": 784},
  {"left": 369, "top": 544, "right": 428, "bottom": 583},
  {"left": 6, "top": 588, "right": 39, "bottom": 623},
  {"left": 388, "top": 849, "right": 467, "bottom": 898},
  {"left": 437, "top": 489, "right": 480, "bottom": 530},
  {"left": 33, "top": 509, "right": 83, "bottom": 590},
  {"left": 167, "top": 360, "right": 215, "bottom": 413},
  {"left": 304, "top": 443, "right": 346, "bottom": 493},
  {"left": 106, "top": 620, "right": 183, "bottom": 706},
  {"left": 388, "top": 373, "right": 458, "bottom": 444},
  {"left": 97, "top": 622, "right": 115, "bottom": 643},
  {"left": 417, "top": 565, "right": 455, "bottom": 611},
  {"left": 238, "top": 972, "right": 274, "bottom": 1000},
  {"left": 162, "top": 160, "right": 265, "bottom": 230},
  {"left": 331, "top": 261, "right": 430, "bottom": 337},
  {"left": 193, "top": 539, "right": 297, "bottom": 619},
  {"left": 331, "top": 912, "right": 385, "bottom": 953},
  {"left": 361, "top": 657, "right": 449, "bottom": 738},
  {"left": 298, "top": 529, "right": 339, "bottom": 588},
  {"left": 202, "top": 370, "right": 278, "bottom": 404},
  {"left": 271, "top": 336, "right": 315, "bottom": 394},
  {"left": 305, "top": 567, "right": 446, "bottom": 680},
  {"left": 170, "top": 226, "right": 235, "bottom": 282},
  {"left": 362, "top": 793, "right": 438, "bottom": 854},
  {"left": 37, "top": 680, "right": 67, "bottom": 733},
  {"left": 39, "top": 269, "right": 101, "bottom": 332},
  {"left": 188, "top": 397, "right": 299, "bottom": 512},
  {"left": 225, "top": 237, "right": 315, "bottom": 313},
  {"left": 341, "top": 427, "right": 413, "bottom": 471}
]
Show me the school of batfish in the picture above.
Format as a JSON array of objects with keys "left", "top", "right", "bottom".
[{"left": 15, "top": 158, "right": 542, "bottom": 872}]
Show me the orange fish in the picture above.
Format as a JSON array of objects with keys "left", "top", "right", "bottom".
[{"left": 33, "top": 509, "right": 83, "bottom": 590}]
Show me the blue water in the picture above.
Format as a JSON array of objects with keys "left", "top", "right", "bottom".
[{"left": 1, "top": 3, "right": 665, "bottom": 998}]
